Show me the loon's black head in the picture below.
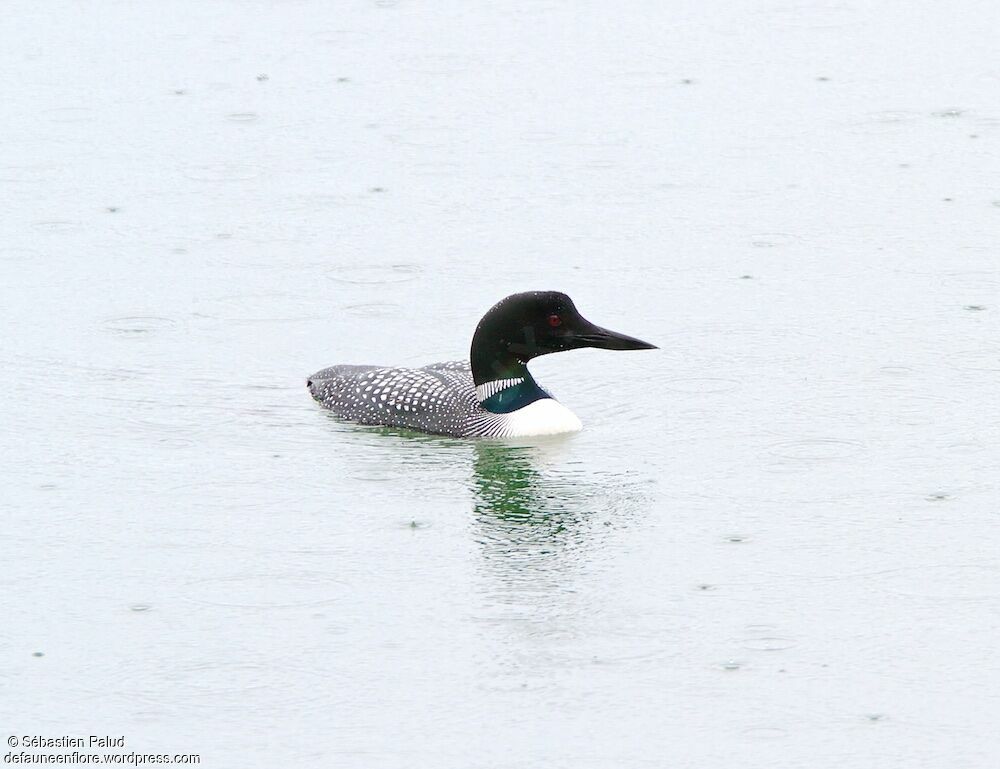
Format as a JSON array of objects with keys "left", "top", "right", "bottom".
[{"left": 470, "top": 291, "right": 656, "bottom": 385}]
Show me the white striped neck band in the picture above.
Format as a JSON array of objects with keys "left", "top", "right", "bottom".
[{"left": 475, "top": 377, "right": 525, "bottom": 403}]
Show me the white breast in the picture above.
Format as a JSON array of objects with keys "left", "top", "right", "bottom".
[{"left": 498, "top": 398, "right": 583, "bottom": 437}]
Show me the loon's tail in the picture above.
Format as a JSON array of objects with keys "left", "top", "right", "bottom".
[{"left": 307, "top": 364, "right": 382, "bottom": 402}]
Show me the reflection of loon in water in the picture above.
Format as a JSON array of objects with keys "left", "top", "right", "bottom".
[
  {"left": 307, "top": 291, "right": 656, "bottom": 438},
  {"left": 328, "top": 428, "right": 648, "bottom": 610},
  {"left": 472, "top": 442, "right": 555, "bottom": 527},
  {"left": 469, "top": 440, "right": 646, "bottom": 559}
]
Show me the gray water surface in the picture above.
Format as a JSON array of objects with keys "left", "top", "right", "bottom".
[{"left": 3, "top": 1, "right": 1000, "bottom": 767}]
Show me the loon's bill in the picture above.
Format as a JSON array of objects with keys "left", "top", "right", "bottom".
[{"left": 307, "top": 290, "right": 656, "bottom": 438}]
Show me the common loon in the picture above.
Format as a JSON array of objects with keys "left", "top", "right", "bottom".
[{"left": 307, "top": 291, "right": 656, "bottom": 438}]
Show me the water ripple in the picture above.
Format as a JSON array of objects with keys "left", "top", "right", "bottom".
[
  {"left": 182, "top": 163, "right": 261, "bottom": 182},
  {"left": 326, "top": 263, "right": 423, "bottom": 285},
  {"left": 662, "top": 377, "right": 741, "bottom": 394},
  {"left": 765, "top": 438, "right": 865, "bottom": 461},
  {"left": 102, "top": 316, "right": 177, "bottom": 335},
  {"left": 181, "top": 573, "right": 348, "bottom": 609}
]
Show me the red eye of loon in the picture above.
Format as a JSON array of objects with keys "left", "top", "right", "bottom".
[{"left": 548, "top": 314, "right": 562, "bottom": 327}]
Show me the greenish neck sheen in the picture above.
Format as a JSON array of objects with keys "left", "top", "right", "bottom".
[{"left": 480, "top": 376, "right": 549, "bottom": 414}]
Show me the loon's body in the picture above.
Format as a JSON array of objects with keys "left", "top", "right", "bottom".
[
  {"left": 307, "top": 291, "right": 655, "bottom": 438},
  {"left": 307, "top": 360, "right": 581, "bottom": 438}
]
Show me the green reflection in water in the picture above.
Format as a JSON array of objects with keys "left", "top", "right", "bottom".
[
  {"left": 323, "top": 417, "right": 646, "bottom": 564},
  {"left": 468, "top": 438, "right": 650, "bottom": 627},
  {"left": 470, "top": 440, "right": 592, "bottom": 555}
]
